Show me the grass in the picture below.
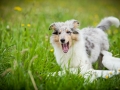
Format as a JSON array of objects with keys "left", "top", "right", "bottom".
[{"left": 0, "top": 0, "right": 120, "bottom": 90}]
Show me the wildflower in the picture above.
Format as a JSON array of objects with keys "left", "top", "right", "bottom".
[
  {"left": 50, "top": 49, "right": 54, "bottom": 52},
  {"left": 21, "top": 24, "right": 25, "bottom": 27},
  {"left": 6, "top": 25, "right": 10, "bottom": 29},
  {"left": 105, "top": 75, "right": 109, "bottom": 79},
  {"left": 6, "top": 25, "right": 10, "bottom": 31},
  {"left": 14, "top": 6, "right": 22, "bottom": 11},
  {"left": 27, "top": 24, "right": 31, "bottom": 27},
  {"left": 109, "top": 72, "right": 112, "bottom": 75}
]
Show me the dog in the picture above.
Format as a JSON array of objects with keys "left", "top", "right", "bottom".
[{"left": 49, "top": 16, "right": 120, "bottom": 81}]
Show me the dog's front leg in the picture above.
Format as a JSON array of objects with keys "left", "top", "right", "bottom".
[
  {"left": 92, "top": 70, "right": 120, "bottom": 78},
  {"left": 84, "top": 69, "right": 120, "bottom": 82},
  {"left": 48, "top": 68, "right": 79, "bottom": 77}
]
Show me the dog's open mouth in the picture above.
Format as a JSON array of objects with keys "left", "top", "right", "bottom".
[{"left": 61, "top": 42, "right": 69, "bottom": 53}]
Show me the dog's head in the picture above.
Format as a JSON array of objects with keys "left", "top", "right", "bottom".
[{"left": 49, "top": 20, "right": 80, "bottom": 53}]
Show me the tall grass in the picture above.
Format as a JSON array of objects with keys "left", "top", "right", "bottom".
[{"left": 0, "top": 0, "right": 120, "bottom": 90}]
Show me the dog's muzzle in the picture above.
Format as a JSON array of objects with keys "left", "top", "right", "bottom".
[
  {"left": 60, "top": 38, "right": 65, "bottom": 43},
  {"left": 60, "top": 40, "right": 69, "bottom": 53}
]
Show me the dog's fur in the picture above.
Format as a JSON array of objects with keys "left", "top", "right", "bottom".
[
  {"left": 102, "top": 50, "right": 120, "bottom": 70},
  {"left": 49, "top": 16, "right": 120, "bottom": 81}
]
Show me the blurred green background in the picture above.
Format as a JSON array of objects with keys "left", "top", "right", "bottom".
[{"left": 0, "top": 0, "right": 120, "bottom": 27}]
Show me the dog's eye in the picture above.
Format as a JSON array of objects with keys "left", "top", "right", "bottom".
[
  {"left": 66, "top": 31, "right": 71, "bottom": 34},
  {"left": 73, "top": 31, "right": 79, "bottom": 34},
  {"left": 53, "top": 31, "right": 58, "bottom": 35},
  {"left": 58, "top": 32, "right": 61, "bottom": 34}
]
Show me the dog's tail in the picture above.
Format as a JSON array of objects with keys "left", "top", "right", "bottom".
[{"left": 97, "top": 16, "right": 120, "bottom": 31}]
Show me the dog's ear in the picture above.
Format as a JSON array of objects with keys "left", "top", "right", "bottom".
[
  {"left": 65, "top": 19, "right": 80, "bottom": 29},
  {"left": 73, "top": 20, "right": 80, "bottom": 29},
  {"left": 49, "top": 23, "right": 58, "bottom": 35},
  {"left": 49, "top": 23, "right": 56, "bottom": 30},
  {"left": 72, "top": 20, "right": 79, "bottom": 34},
  {"left": 65, "top": 19, "right": 79, "bottom": 34}
]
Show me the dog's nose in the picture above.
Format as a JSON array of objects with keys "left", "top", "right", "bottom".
[{"left": 60, "top": 39, "right": 65, "bottom": 43}]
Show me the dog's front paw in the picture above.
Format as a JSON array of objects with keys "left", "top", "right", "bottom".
[{"left": 48, "top": 70, "right": 66, "bottom": 77}]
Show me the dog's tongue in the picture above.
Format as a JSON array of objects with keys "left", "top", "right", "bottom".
[{"left": 62, "top": 43, "right": 69, "bottom": 53}]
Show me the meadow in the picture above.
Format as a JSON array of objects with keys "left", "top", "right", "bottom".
[{"left": 0, "top": 0, "right": 120, "bottom": 90}]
